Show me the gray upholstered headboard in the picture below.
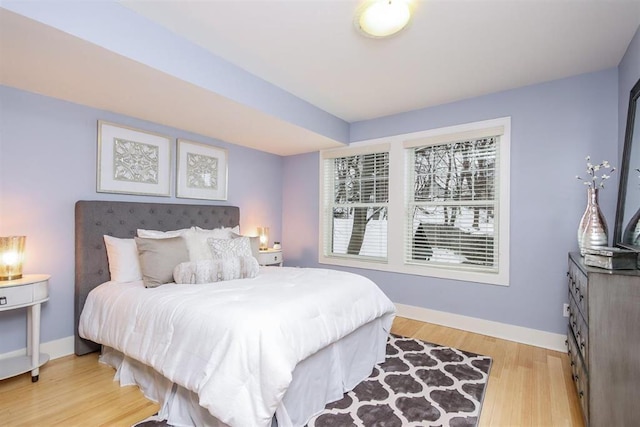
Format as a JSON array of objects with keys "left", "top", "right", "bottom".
[{"left": 74, "top": 200, "right": 240, "bottom": 355}]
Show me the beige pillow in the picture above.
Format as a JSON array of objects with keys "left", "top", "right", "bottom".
[{"left": 135, "top": 236, "right": 189, "bottom": 288}]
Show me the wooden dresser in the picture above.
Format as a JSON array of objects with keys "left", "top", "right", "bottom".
[{"left": 566, "top": 252, "right": 640, "bottom": 426}]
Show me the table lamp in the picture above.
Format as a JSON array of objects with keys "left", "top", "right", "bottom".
[
  {"left": 257, "top": 227, "right": 269, "bottom": 251},
  {"left": 0, "top": 236, "right": 26, "bottom": 281}
]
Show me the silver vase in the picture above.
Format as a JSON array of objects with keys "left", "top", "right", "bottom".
[{"left": 578, "top": 187, "right": 608, "bottom": 255}]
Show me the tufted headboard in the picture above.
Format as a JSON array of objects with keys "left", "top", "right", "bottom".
[{"left": 74, "top": 200, "right": 240, "bottom": 355}]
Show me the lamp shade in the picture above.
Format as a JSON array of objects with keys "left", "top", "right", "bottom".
[
  {"left": 257, "top": 227, "right": 269, "bottom": 251},
  {"left": 0, "top": 236, "right": 26, "bottom": 281}
]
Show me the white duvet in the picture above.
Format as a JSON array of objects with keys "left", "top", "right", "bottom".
[{"left": 79, "top": 267, "right": 396, "bottom": 427}]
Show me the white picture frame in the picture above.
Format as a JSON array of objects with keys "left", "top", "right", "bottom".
[
  {"left": 176, "top": 139, "right": 228, "bottom": 200},
  {"left": 97, "top": 121, "right": 172, "bottom": 196}
]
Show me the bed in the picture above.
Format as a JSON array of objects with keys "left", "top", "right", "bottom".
[{"left": 74, "top": 200, "right": 396, "bottom": 427}]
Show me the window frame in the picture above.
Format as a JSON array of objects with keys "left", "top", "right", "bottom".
[{"left": 319, "top": 117, "right": 510, "bottom": 286}]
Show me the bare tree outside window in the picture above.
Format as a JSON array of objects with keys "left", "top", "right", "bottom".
[
  {"left": 330, "top": 152, "right": 389, "bottom": 258},
  {"left": 409, "top": 138, "right": 498, "bottom": 269}
]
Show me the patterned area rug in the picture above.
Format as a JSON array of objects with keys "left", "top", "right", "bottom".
[{"left": 133, "top": 334, "right": 492, "bottom": 427}]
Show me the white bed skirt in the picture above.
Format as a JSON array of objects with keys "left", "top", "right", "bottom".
[{"left": 100, "top": 316, "right": 391, "bottom": 427}]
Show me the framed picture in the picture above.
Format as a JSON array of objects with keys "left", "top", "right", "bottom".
[
  {"left": 176, "top": 139, "right": 228, "bottom": 200},
  {"left": 97, "top": 121, "right": 172, "bottom": 196}
]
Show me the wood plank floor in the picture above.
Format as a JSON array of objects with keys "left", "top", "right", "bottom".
[{"left": 0, "top": 317, "right": 584, "bottom": 426}]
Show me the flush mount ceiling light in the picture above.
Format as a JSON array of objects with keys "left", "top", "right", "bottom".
[{"left": 355, "top": 0, "right": 412, "bottom": 39}]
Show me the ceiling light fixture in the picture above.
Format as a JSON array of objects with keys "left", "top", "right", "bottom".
[{"left": 355, "top": 0, "right": 412, "bottom": 39}]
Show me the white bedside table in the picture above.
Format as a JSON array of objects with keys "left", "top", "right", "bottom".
[
  {"left": 257, "top": 249, "right": 283, "bottom": 266},
  {"left": 0, "top": 274, "right": 50, "bottom": 382}
]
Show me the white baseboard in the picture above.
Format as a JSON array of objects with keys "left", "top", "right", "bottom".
[
  {"left": 0, "top": 335, "right": 74, "bottom": 362},
  {"left": 395, "top": 303, "right": 567, "bottom": 352}
]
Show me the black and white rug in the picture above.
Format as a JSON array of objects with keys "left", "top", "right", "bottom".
[{"left": 134, "top": 334, "right": 492, "bottom": 427}]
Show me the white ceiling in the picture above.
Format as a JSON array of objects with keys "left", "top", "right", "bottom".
[
  {"left": 122, "top": 0, "right": 640, "bottom": 122},
  {"left": 1, "top": 1, "right": 639, "bottom": 155}
]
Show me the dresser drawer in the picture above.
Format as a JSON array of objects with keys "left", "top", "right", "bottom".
[
  {"left": 0, "top": 284, "right": 33, "bottom": 309},
  {"left": 257, "top": 250, "right": 282, "bottom": 266},
  {"left": 568, "top": 326, "right": 589, "bottom": 423},
  {"left": 568, "top": 260, "right": 588, "bottom": 318},
  {"left": 568, "top": 289, "right": 589, "bottom": 364}
]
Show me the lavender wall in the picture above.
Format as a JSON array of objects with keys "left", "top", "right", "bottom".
[
  {"left": 0, "top": 85, "right": 283, "bottom": 354},
  {"left": 619, "top": 26, "right": 640, "bottom": 155},
  {"left": 283, "top": 69, "right": 619, "bottom": 335}
]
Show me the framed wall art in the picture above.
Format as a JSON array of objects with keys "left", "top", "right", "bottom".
[
  {"left": 176, "top": 139, "right": 228, "bottom": 200},
  {"left": 97, "top": 121, "right": 172, "bottom": 196}
]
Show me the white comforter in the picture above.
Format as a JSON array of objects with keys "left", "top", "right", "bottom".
[{"left": 79, "top": 267, "right": 396, "bottom": 427}]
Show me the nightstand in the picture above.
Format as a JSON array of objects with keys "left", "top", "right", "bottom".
[
  {"left": 0, "top": 274, "right": 50, "bottom": 382},
  {"left": 257, "top": 248, "right": 283, "bottom": 266}
]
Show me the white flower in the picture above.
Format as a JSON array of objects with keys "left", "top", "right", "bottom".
[{"left": 576, "top": 157, "right": 615, "bottom": 189}]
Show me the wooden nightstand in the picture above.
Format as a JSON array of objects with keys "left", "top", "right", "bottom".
[
  {"left": 257, "top": 249, "right": 283, "bottom": 266},
  {"left": 0, "top": 274, "right": 50, "bottom": 382}
]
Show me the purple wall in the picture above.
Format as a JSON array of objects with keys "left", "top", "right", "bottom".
[
  {"left": 619, "top": 26, "right": 640, "bottom": 155},
  {"left": 284, "top": 69, "right": 619, "bottom": 335},
  {"left": 0, "top": 86, "right": 283, "bottom": 354}
]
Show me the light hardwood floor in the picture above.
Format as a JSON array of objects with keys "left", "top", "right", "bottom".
[{"left": 0, "top": 317, "right": 584, "bottom": 426}]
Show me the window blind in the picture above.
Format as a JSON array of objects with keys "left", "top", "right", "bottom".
[
  {"left": 322, "top": 149, "right": 389, "bottom": 261},
  {"left": 405, "top": 137, "right": 500, "bottom": 272}
]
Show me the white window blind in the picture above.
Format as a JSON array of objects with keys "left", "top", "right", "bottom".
[
  {"left": 406, "top": 136, "right": 500, "bottom": 273},
  {"left": 321, "top": 147, "right": 389, "bottom": 261}
]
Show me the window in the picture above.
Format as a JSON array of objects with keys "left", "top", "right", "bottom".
[
  {"left": 321, "top": 145, "right": 390, "bottom": 262},
  {"left": 406, "top": 136, "right": 499, "bottom": 272},
  {"left": 319, "top": 118, "right": 510, "bottom": 286}
]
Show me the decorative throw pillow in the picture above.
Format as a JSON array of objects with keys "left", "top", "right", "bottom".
[
  {"left": 103, "top": 235, "right": 142, "bottom": 283},
  {"left": 231, "top": 233, "right": 260, "bottom": 258},
  {"left": 208, "top": 237, "right": 252, "bottom": 260},
  {"left": 135, "top": 236, "right": 189, "bottom": 288},
  {"left": 173, "top": 256, "right": 259, "bottom": 284},
  {"left": 184, "top": 227, "right": 237, "bottom": 261}
]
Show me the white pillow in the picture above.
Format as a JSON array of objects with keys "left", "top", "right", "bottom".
[
  {"left": 137, "top": 227, "right": 194, "bottom": 239},
  {"left": 103, "top": 235, "right": 142, "bottom": 283},
  {"left": 185, "top": 227, "right": 239, "bottom": 261},
  {"left": 208, "top": 236, "right": 253, "bottom": 259},
  {"left": 196, "top": 225, "right": 240, "bottom": 235}
]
